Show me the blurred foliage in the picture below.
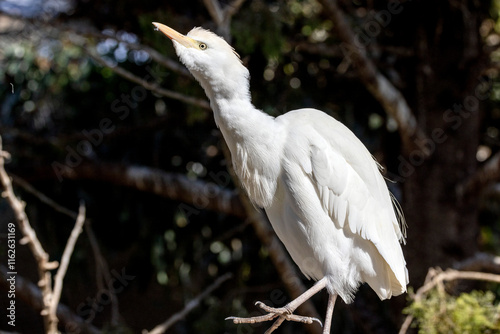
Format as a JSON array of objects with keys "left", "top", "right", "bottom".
[{"left": 405, "top": 289, "right": 500, "bottom": 334}]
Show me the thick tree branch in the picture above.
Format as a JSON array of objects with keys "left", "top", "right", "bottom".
[
  {"left": 1, "top": 115, "right": 183, "bottom": 150},
  {"left": 50, "top": 162, "right": 246, "bottom": 218},
  {"left": 145, "top": 273, "right": 232, "bottom": 334},
  {"left": 318, "top": 0, "right": 430, "bottom": 156}
]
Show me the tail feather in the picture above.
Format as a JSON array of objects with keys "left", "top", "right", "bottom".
[{"left": 364, "top": 256, "right": 407, "bottom": 300}]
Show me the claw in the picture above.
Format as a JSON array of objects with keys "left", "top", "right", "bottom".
[
  {"left": 226, "top": 300, "right": 322, "bottom": 330},
  {"left": 226, "top": 279, "right": 334, "bottom": 333},
  {"left": 225, "top": 312, "right": 279, "bottom": 324}
]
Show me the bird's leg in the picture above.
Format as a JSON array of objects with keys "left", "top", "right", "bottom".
[
  {"left": 322, "top": 293, "right": 337, "bottom": 334},
  {"left": 226, "top": 277, "right": 328, "bottom": 332}
]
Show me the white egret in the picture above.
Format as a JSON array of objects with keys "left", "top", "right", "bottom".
[{"left": 153, "top": 22, "right": 408, "bottom": 333}]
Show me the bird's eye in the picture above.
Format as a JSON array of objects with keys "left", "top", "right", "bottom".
[{"left": 199, "top": 43, "right": 207, "bottom": 50}]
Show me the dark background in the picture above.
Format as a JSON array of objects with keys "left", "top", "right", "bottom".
[{"left": 1, "top": 0, "right": 500, "bottom": 333}]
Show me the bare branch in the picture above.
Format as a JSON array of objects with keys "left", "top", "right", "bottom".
[
  {"left": 1, "top": 12, "right": 209, "bottom": 110},
  {"left": 49, "top": 203, "right": 86, "bottom": 332},
  {"left": 318, "top": 0, "right": 430, "bottom": 157},
  {"left": 0, "top": 136, "right": 56, "bottom": 332},
  {"left": 224, "top": 0, "right": 247, "bottom": 20},
  {"left": 11, "top": 175, "right": 121, "bottom": 326},
  {"left": 136, "top": 44, "right": 190, "bottom": 77},
  {"left": 203, "top": 0, "right": 224, "bottom": 25},
  {"left": 0, "top": 265, "right": 100, "bottom": 334},
  {"left": 50, "top": 162, "right": 245, "bottom": 218},
  {"left": 1, "top": 137, "right": 92, "bottom": 333},
  {"left": 84, "top": 224, "right": 121, "bottom": 326},
  {"left": 11, "top": 175, "right": 76, "bottom": 219},
  {"left": 80, "top": 28, "right": 191, "bottom": 77},
  {"left": 0, "top": 11, "right": 190, "bottom": 78},
  {"left": 0, "top": 140, "right": 50, "bottom": 270},
  {"left": 398, "top": 267, "right": 500, "bottom": 334},
  {"left": 85, "top": 48, "right": 210, "bottom": 110},
  {"left": 145, "top": 273, "right": 232, "bottom": 334},
  {"left": 80, "top": 30, "right": 190, "bottom": 78},
  {"left": 202, "top": 0, "right": 247, "bottom": 41}
]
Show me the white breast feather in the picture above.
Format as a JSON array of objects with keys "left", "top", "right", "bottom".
[{"left": 233, "top": 141, "right": 279, "bottom": 208}]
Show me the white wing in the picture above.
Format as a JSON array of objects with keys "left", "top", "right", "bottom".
[{"left": 280, "top": 108, "right": 408, "bottom": 296}]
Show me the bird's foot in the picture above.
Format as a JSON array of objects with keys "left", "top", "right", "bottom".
[{"left": 226, "top": 301, "right": 322, "bottom": 333}]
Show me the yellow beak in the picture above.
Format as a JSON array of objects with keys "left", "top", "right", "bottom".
[{"left": 152, "top": 22, "right": 198, "bottom": 49}]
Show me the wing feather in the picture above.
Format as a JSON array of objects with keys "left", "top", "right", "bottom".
[
  {"left": 286, "top": 108, "right": 408, "bottom": 292},
  {"left": 303, "top": 121, "right": 401, "bottom": 244}
]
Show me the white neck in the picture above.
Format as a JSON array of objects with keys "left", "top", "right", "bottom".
[
  {"left": 195, "top": 72, "right": 276, "bottom": 153},
  {"left": 195, "top": 73, "right": 283, "bottom": 208}
]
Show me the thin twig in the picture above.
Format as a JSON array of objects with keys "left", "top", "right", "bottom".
[
  {"left": 1, "top": 137, "right": 93, "bottom": 333},
  {"left": 1, "top": 10, "right": 208, "bottom": 110},
  {"left": 398, "top": 267, "right": 500, "bottom": 334},
  {"left": 145, "top": 273, "right": 232, "bottom": 334},
  {"left": 0, "top": 265, "right": 101, "bottom": 334},
  {"left": 11, "top": 175, "right": 121, "bottom": 326},
  {"left": 49, "top": 203, "right": 86, "bottom": 333},
  {"left": 85, "top": 48, "right": 210, "bottom": 110},
  {"left": 0, "top": 141, "right": 51, "bottom": 270},
  {"left": 85, "top": 224, "right": 121, "bottom": 326},
  {"left": 11, "top": 175, "right": 76, "bottom": 218},
  {"left": 0, "top": 136, "right": 57, "bottom": 333},
  {"left": 0, "top": 10, "right": 190, "bottom": 78},
  {"left": 85, "top": 32, "right": 191, "bottom": 77}
]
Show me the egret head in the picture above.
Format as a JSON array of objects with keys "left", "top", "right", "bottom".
[{"left": 153, "top": 22, "right": 250, "bottom": 99}]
